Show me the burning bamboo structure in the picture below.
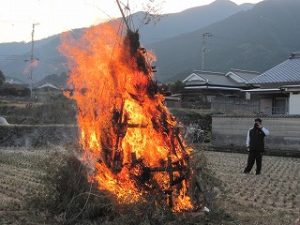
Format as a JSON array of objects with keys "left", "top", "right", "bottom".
[{"left": 60, "top": 0, "right": 207, "bottom": 212}]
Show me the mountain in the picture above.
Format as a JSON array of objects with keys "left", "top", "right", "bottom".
[
  {"left": 0, "top": 0, "right": 250, "bottom": 83},
  {"left": 0, "top": 42, "right": 29, "bottom": 68},
  {"left": 0, "top": 29, "right": 83, "bottom": 83},
  {"left": 238, "top": 3, "right": 254, "bottom": 11},
  {"left": 134, "top": 0, "right": 251, "bottom": 44},
  {"left": 148, "top": 0, "right": 300, "bottom": 81},
  {"left": 0, "top": 35, "right": 68, "bottom": 68}
]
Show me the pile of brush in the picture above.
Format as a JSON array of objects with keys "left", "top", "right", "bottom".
[{"left": 26, "top": 148, "right": 223, "bottom": 225}]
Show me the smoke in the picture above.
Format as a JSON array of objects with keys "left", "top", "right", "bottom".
[{"left": 23, "top": 58, "right": 39, "bottom": 77}]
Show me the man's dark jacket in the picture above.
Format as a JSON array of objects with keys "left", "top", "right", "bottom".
[{"left": 249, "top": 127, "right": 266, "bottom": 152}]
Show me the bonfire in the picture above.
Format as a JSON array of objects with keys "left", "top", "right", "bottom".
[{"left": 61, "top": 0, "right": 205, "bottom": 212}]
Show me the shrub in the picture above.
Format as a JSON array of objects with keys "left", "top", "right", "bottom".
[{"left": 26, "top": 150, "right": 116, "bottom": 224}]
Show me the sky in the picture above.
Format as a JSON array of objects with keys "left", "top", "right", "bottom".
[{"left": 0, "top": 0, "right": 263, "bottom": 43}]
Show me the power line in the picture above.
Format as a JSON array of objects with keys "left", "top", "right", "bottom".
[
  {"left": 201, "top": 32, "right": 213, "bottom": 70},
  {"left": 83, "top": 1, "right": 114, "bottom": 20}
]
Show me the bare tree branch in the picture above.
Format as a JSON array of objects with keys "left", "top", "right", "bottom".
[{"left": 141, "top": 0, "right": 165, "bottom": 26}]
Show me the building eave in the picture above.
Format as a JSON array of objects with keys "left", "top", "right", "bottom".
[
  {"left": 241, "top": 88, "right": 283, "bottom": 94},
  {"left": 184, "top": 86, "right": 242, "bottom": 91}
]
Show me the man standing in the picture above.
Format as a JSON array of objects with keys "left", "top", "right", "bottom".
[{"left": 244, "top": 118, "right": 270, "bottom": 175}]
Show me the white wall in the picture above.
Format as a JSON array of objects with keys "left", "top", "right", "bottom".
[{"left": 289, "top": 92, "right": 300, "bottom": 115}]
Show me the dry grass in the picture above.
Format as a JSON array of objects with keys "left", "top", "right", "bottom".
[
  {"left": 0, "top": 148, "right": 299, "bottom": 225},
  {"left": 205, "top": 151, "right": 300, "bottom": 225},
  {"left": 0, "top": 148, "right": 48, "bottom": 225}
]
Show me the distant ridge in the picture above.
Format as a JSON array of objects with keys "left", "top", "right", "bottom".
[{"left": 148, "top": 0, "right": 300, "bottom": 81}]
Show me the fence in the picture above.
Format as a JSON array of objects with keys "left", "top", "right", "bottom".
[
  {"left": 211, "top": 99, "right": 260, "bottom": 115},
  {"left": 181, "top": 101, "right": 211, "bottom": 109},
  {"left": 212, "top": 116, "right": 300, "bottom": 153},
  {"left": 168, "top": 97, "right": 261, "bottom": 116}
]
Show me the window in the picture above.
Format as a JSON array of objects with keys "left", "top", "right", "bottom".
[{"left": 272, "top": 96, "right": 288, "bottom": 115}]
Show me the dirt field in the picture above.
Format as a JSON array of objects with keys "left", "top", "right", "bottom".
[
  {"left": 0, "top": 148, "right": 48, "bottom": 225},
  {"left": 0, "top": 148, "right": 299, "bottom": 225},
  {"left": 205, "top": 151, "right": 300, "bottom": 225}
]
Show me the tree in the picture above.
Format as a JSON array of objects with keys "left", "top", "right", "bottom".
[
  {"left": 168, "top": 80, "right": 185, "bottom": 94},
  {"left": 142, "top": 0, "right": 164, "bottom": 26},
  {"left": 0, "top": 70, "right": 5, "bottom": 86}
]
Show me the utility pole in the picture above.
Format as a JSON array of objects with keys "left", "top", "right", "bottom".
[
  {"left": 201, "top": 32, "right": 213, "bottom": 70},
  {"left": 29, "top": 23, "right": 39, "bottom": 98}
]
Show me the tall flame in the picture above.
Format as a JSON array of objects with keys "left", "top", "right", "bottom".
[{"left": 61, "top": 22, "right": 194, "bottom": 212}]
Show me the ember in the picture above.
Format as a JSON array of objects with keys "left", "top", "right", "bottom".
[{"left": 60, "top": 9, "right": 199, "bottom": 212}]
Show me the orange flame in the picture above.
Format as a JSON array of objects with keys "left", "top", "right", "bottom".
[{"left": 61, "top": 22, "right": 194, "bottom": 212}]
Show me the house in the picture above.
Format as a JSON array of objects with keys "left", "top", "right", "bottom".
[
  {"left": 212, "top": 53, "right": 300, "bottom": 153},
  {"left": 225, "top": 68, "right": 260, "bottom": 85},
  {"left": 35, "top": 83, "right": 60, "bottom": 91},
  {"left": 33, "top": 83, "right": 62, "bottom": 95},
  {"left": 33, "top": 83, "right": 63, "bottom": 101},
  {"left": 181, "top": 69, "right": 260, "bottom": 109},
  {"left": 246, "top": 52, "right": 300, "bottom": 115}
]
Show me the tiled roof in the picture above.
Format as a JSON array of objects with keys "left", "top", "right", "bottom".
[
  {"left": 183, "top": 70, "right": 239, "bottom": 87},
  {"left": 248, "top": 53, "right": 300, "bottom": 84},
  {"left": 228, "top": 69, "right": 260, "bottom": 82},
  {"left": 36, "top": 83, "right": 59, "bottom": 89}
]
